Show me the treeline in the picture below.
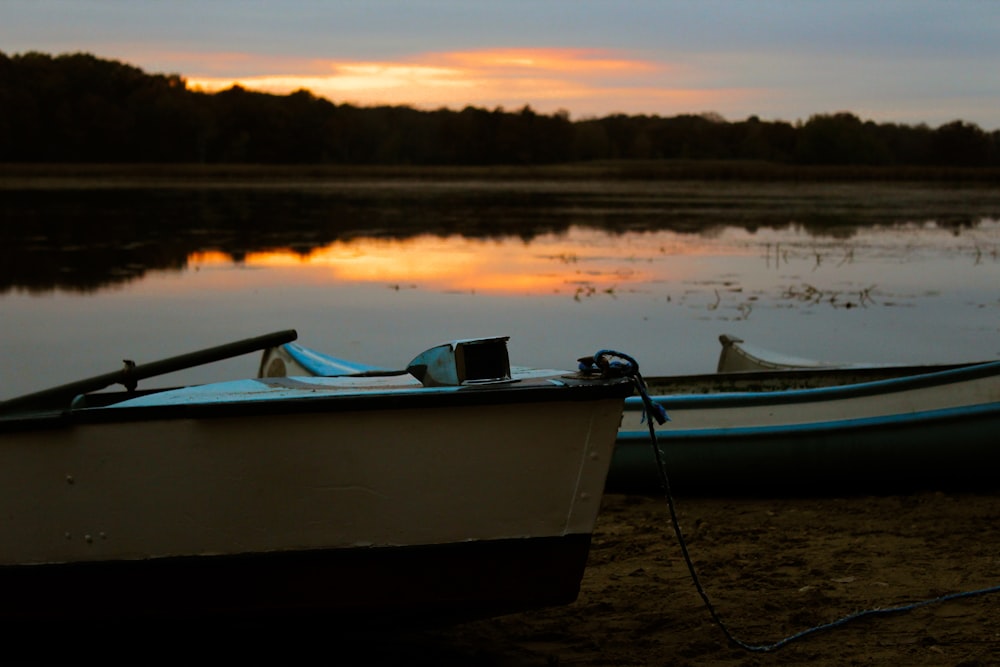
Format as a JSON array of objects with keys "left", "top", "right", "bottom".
[{"left": 2, "top": 51, "right": 998, "bottom": 167}]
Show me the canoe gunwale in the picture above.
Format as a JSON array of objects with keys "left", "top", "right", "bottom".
[
  {"left": 626, "top": 360, "right": 1000, "bottom": 411},
  {"left": 617, "top": 400, "right": 1000, "bottom": 442}
]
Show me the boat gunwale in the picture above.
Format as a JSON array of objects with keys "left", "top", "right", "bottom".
[
  {"left": 617, "top": 400, "right": 1000, "bottom": 441},
  {"left": 624, "top": 359, "right": 1000, "bottom": 411},
  {"left": 643, "top": 361, "right": 979, "bottom": 393},
  {"left": 0, "top": 374, "right": 634, "bottom": 430}
]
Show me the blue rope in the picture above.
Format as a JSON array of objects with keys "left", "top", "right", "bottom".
[
  {"left": 582, "top": 350, "right": 668, "bottom": 426},
  {"left": 586, "top": 349, "right": 1000, "bottom": 653}
]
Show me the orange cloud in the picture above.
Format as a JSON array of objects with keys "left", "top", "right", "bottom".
[
  {"left": 183, "top": 47, "right": 740, "bottom": 116},
  {"left": 428, "top": 48, "right": 659, "bottom": 75}
]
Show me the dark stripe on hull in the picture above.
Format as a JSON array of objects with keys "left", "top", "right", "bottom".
[
  {"left": 1, "top": 534, "right": 592, "bottom": 625},
  {"left": 609, "top": 407, "right": 1000, "bottom": 495}
]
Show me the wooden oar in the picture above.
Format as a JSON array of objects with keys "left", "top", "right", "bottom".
[{"left": 0, "top": 329, "right": 298, "bottom": 414}]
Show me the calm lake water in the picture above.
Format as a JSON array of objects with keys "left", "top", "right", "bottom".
[{"left": 2, "top": 177, "right": 999, "bottom": 401}]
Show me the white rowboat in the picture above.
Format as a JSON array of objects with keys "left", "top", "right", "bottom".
[{"left": 0, "top": 332, "right": 632, "bottom": 623}]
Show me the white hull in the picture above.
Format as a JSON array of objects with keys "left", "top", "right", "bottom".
[
  {"left": 1, "top": 338, "right": 631, "bottom": 622},
  {"left": 4, "top": 395, "right": 622, "bottom": 566},
  {"left": 622, "top": 363, "right": 1000, "bottom": 433},
  {"left": 714, "top": 333, "right": 992, "bottom": 374}
]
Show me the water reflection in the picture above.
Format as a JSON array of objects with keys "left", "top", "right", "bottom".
[
  {"left": 182, "top": 221, "right": 999, "bottom": 301},
  {"left": 3, "top": 182, "right": 999, "bottom": 293},
  {"left": 191, "top": 232, "right": 657, "bottom": 296}
]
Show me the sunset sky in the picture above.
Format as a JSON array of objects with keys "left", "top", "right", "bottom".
[{"left": 3, "top": 0, "right": 999, "bottom": 129}]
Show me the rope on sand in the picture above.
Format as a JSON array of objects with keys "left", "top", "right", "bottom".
[{"left": 582, "top": 349, "right": 1000, "bottom": 653}]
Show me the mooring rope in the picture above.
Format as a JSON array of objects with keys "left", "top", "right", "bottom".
[{"left": 583, "top": 350, "right": 1000, "bottom": 653}]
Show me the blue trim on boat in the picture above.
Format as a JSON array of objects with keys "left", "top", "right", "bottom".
[
  {"left": 282, "top": 343, "right": 389, "bottom": 376},
  {"left": 616, "top": 401, "right": 1000, "bottom": 442},
  {"left": 107, "top": 376, "right": 458, "bottom": 408},
  {"left": 282, "top": 343, "right": 388, "bottom": 377},
  {"left": 622, "top": 360, "right": 1000, "bottom": 411}
]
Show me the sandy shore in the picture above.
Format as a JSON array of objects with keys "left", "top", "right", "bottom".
[{"left": 342, "top": 491, "right": 1000, "bottom": 666}]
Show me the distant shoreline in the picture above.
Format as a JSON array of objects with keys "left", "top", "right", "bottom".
[{"left": 2, "top": 161, "right": 1000, "bottom": 187}]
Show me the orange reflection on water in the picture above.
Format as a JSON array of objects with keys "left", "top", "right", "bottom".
[{"left": 186, "top": 231, "right": 688, "bottom": 295}]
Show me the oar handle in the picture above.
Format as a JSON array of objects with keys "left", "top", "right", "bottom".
[{"left": 0, "top": 329, "right": 298, "bottom": 414}]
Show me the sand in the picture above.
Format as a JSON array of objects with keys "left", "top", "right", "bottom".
[{"left": 349, "top": 491, "right": 1000, "bottom": 666}]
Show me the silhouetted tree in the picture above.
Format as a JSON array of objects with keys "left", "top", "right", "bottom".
[
  {"left": 931, "top": 120, "right": 991, "bottom": 166},
  {"left": 1, "top": 51, "right": 998, "bottom": 169},
  {"left": 794, "top": 113, "right": 892, "bottom": 165}
]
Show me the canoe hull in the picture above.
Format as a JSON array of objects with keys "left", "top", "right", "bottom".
[
  {"left": 612, "top": 362, "right": 1000, "bottom": 494},
  {"left": 715, "top": 333, "right": 987, "bottom": 375},
  {"left": 611, "top": 404, "right": 1000, "bottom": 494}
]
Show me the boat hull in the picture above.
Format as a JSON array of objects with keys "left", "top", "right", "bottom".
[
  {"left": 715, "top": 333, "right": 987, "bottom": 375},
  {"left": 1, "top": 375, "right": 629, "bottom": 621},
  {"left": 612, "top": 362, "right": 1000, "bottom": 494}
]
